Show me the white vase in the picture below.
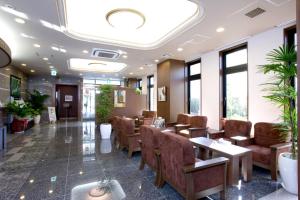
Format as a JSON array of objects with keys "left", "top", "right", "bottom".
[
  {"left": 100, "top": 123, "right": 112, "bottom": 139},
  {"left": 278, "top": 152, "right": 298, "bottom": 195},
  {"left": 100, "top": 139, "right": 112, "bottom": 154},
  {"left": 34, "top": 115, "right": 41, "bottom": 124}
]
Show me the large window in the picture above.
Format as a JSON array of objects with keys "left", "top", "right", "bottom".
[
  {"left": 221, "top": 44, "right": 248, "bottom": 120},
  {"left": 187, "top": 60, "right": 201, "bottom": 115},
  {"left": 147, "top": 75, "right": 154, "bottom": 111},
  {"left": 137, "top": 79, "right": 142, "bottom": 90}
]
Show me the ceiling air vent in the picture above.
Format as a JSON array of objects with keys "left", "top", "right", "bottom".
[
  {"left": 91, "top": 48, "right": 120, "bottom": 59},
  {"left": 245, "top": 7, "right": 266, "bottom": 18}
]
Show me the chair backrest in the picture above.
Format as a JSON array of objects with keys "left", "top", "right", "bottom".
[
  {"left": 158, "top": 132, "right": 195, "bottom": 192},
  {"left": 254, "top": 122, "right": 290, "bottom": 147},
  {"left": 177, "top": 113, "right": 191, "bottom": 124},
  {"left": 140, "top": 125, "right": 161, "bottom": 169},
  {"left": 190, "top": 116, "right": 207, "bottom": 128},
  {"left": 122, "top": 118, "right": 135, "bottom": 135},
  {"left": 142, "top": 110, "right": 157, "bottom": 118},
  {"left": 224, "top": 119, "right": 252, "bottom": 138}
]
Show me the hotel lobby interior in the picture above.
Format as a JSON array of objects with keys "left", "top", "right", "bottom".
[{"left": 0, "top": 0, "right": 299, "bottom": 200}]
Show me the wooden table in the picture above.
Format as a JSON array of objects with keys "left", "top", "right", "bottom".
[{"left": 190, "top": 137, "right": 252, "bottom": 186}]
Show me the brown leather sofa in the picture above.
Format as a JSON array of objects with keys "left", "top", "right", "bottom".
[
  {"left": 156, "top": 132, "right": 228, "bottom": 200},
  {"left": 139, "top": 125, "right": 161, "bottom": 185},
  {"left": 239, "top": 122, "right": 291, "bottom": 180},
  {"left": 209, "top": 119, "right": 252, "bottom": 142},
  {"left": 177, "top": 116, "right": 208, "bottom": 138},
  {"left": 119, "top": 117, "right": 141, "bottom": 158}
]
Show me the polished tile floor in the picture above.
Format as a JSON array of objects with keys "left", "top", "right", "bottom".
[{"left": 0, "top": 121, "right": 283, "bottom": 200}]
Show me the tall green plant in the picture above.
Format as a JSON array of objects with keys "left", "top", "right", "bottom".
[
  {"left": 27, "top": 90, "right": 50, "bottom": 115},
  {"left": 261, "top": 45, "right": 297, "bottom": 159},
  {"left": 96, "top": 85, "right": 114, "bottom": 124}
]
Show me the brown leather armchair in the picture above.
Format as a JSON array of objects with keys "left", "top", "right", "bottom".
[
  {"left": 119, "top": 118, "right": 141, "bottom": 158},
  {"left": 139, "top": 125, "right": 161, "bottom": 185},
  {"left": 167, "top": 113, "right": 191, "bottom": 132},
  {"left": 239, "top": 122, "right": 291, "bottom": 180},
  {"left": 209, "top": 119, "right": 252, "bottom": 143},
  {"left": 156, "top": 132, "right": 228, "bottom": 200},
  {"left": 136, "top": 110, "right": 157, "bottom": 126},
  {"left": 177, "top": 116, "right": 208, "bottom": 138}
]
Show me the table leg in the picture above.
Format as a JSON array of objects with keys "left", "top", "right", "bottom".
[
  {"left": 198, "top": 147, "right": 208, "bottom": 160},
  {"left": 242, "top": 152, "right": 252, "bottom": 182},
  {"left": 228, "top": 156, "right": 239, "bottom": 185}
]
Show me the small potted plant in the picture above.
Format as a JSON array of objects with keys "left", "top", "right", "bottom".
[
  {"left": 5, "top": 101, "right": 33, "bottom": 120},
  {"left": 261, "top": 45, "right": 297, "bottom": 194},
  {"left": 96, "top": 85, "right": 114, "bottom": 139},
  {"left": 27, "top": 90, "right": 49, "bottom": 124}
]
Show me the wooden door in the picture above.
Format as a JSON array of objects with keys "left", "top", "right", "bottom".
[{"left": 56, "top": 85, "right": 78, "bottom": 119}]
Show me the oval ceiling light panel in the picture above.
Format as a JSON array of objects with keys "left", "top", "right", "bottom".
[
  {"left": 69, "top": 58, "right": 127, "bottom": 73},
  {"left": 56, "top": 0, "right": 204, "bottom": 50}
]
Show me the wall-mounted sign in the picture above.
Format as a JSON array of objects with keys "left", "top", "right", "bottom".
[{"left": 65, "top": 95, "right": 73, "bottom": 102}]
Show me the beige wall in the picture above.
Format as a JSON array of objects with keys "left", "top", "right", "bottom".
[
  {"left": 0, "top": 66, "right": 28, "bottom": 105},
  {"left": 199, "top": 23, "right": 294, "bottom": 130}
]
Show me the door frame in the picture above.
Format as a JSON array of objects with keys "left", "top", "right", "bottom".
[{"left": 55, "top": 84, "right": 81, "bottom": 120}]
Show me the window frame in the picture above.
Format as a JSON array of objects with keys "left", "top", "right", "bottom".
[
  {"left": 187, "top": 59, "right": 201, "bottom": 114},
  {"left": 147, "top": 75, "right": 154, "bottom": 110},
  {"left": 220, "top": 43, "right": 248, "bottom": 119}
]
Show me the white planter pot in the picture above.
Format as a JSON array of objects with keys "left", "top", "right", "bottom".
[
  {"left": 100, "top": 139, "right": 112, "bottom": 154},
  {"left": 34, "top": 115, "right": 41, "bottom": 124},
  {"left": 100, "top": 123, "right": 112, "bottom": 139},
  {"left": 278, "top": 152, "right": 298, "bottom": 195}
]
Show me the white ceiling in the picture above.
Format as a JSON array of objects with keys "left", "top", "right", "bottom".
[{"left": 0, "top": 0, "right": 296, "bottom": 79}]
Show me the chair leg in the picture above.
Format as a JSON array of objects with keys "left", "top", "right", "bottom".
[
  {"left": 157, "top": 177, "right": 165, "bottom": 188},
  {"left": 139, "top": 159, "right": 145, "bottom": 170},
  {"left": 271, "top": 168, "right": 278, "bottom": 181}
]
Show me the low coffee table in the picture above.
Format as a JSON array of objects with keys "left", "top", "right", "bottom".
[{"left": 190, "top": 137, "right": 252, "bottom": 186}]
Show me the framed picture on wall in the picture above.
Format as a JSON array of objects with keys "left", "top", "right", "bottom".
[
  {"left": 10, "top": 75, "right": 21, "bottom": 100},
  {"left": 114, "top": 90, "right": 126, "bottom": 107},
  {"left": 158, "top": 86, "right": 167, "bottom": 102}
]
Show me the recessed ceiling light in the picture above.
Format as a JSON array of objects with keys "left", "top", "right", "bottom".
[
  {"left": 216, "top": 27, "right": 225, "bottom": 33},
  {"left": 1, "top": 5, "right": 28, "bottom": 19},
  {"left": 43, "top": 57, "right": 48, "bottom": 61},
  {"left": 122, "top": 76, "right": 126, "bottom": 79},
  {"left": 154, "top": 59, "right": 159, "bottom": 63},
  {"left": 40, "top": 20, "right": 62, "bottom": 32},
  {"left": 129, "top": 72, "right": 133, "bottom": 75},
  {"left": 106, "top": 9, "right": 145, "bottom": 30},
  {"left": 139, "top": 67, "right": 144, "bottom": 70},
  {"left": 19, "top": 195, "right": 25, "bottom": 200},
  {"left": 15, "top": 18, "right": 25, "bottom": 24},
  {"left": 51, "top": 46, "right": 59, "bottom": 51},
  {"left": 49, "top": 66, "right": 54, "bottom": 69},
  {"left": 51, "top": 70, "right": 57, "bottom": 76},
  {"left": 33, "top": 44, "right": 40, "bottom": 48},
  {"left": 5, "top": 68, "right": 10, "bottom": 71},
  {"left": 21, "top": 63, "right": 26, "bottom": 66},
  {"left": 29, "top": 179, "right": 34, "bottom": 183},
  {"left": 60, "top": 48, "right": 67, "bottom": 53},
  {"left": 122, "top": 55, "right": 128, "bottom": 59},
  {"left": 20, "top": 33, "right": 34, "bottom": 39},
  {"left": 82, "top": 50, "right": 89, "bottom": 54},
  {"left": 30, "top": 69, "right": 35, "bottom": 73},
  {"left": 79, "top": 73, "right": 83, "bottom": 76},
  {"left": 177, "top": 47, "right": 183, "bottom": 52},
  {"left": 48, "top": 190, "right": 53, "bottom": 194}
]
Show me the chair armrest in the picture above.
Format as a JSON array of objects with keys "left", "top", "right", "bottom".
[
  {"left": 189, "top": 127, "right": 206, "bottom": 131},
  {"left": 207, "top": 129, "right": 225, "bottom": 139},
  {"left": 233, "top": 137, "right": 254, "bottom": 147},
  {"left": 127, "top": 133, "right": 141, "bottom": 137},
  {"left": 166, "top": 122, "right": 177, "bottom": 127},
  {"left": 175, "top": 124, "right": 191, "bottom": 133},
  {"left": 270, "top": 142, "right": 292, "bottom": 150},
  {"left": 183, "top": 157, "right": 229, "bottom": 173}
]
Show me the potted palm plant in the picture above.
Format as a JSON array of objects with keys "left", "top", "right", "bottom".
[
  {"left": 261, "top": 45, "right": 297, "bottom": 194},
  {"left": 27, "top": 90, "right": 49, "bottom": 124},
  {"left": 96, "top": 85, "right": 114, "bottom": 139}
]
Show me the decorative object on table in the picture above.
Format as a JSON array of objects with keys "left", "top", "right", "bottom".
[
  {"left": 114, "top": 89, "right": 126, "bottom": 107},
  {"left": 48, "top": 107, "right": 57, "bottom": 123},
  {"left": 0, "top": 37, "right": 11, "bottom": 68},
  {"left": 10, "top": 75, "right": 21, "bottom": 100},
  {"left": 260, "top": 45, "right": 297, "bottom": 194},
  {"left": 96, "top": 85, "right": 114, "bottom": 139},
  {"left": 27, "top": 90, "right": 50, "bottom": 124},
  {"left": 158, "top": 86, "right": 166, "bottom": 101}
]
